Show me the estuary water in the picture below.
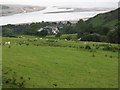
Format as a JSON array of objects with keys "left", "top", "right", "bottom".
[{"left": 0, "top": 1, "right": 118, "bottom": 25}]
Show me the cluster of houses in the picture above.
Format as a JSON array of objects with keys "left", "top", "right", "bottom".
[{"left": 37, "top": 25, "right": 63, "bottom": 35}]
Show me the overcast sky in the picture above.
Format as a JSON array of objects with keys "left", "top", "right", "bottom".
[
  {"left": 1, "top": 0, "right": 119, "bottom": 2},
  {"left": 1, "top": 0, "right": 119, "bottom": 8}
]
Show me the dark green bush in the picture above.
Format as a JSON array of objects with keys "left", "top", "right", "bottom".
[
  {"left": 85, "top": 45, "right": 91, "bottom": 49},
  {"left": 103, "top": 46, "right": 119, "bottom": 51}
]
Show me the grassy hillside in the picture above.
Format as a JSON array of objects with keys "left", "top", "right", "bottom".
[
  {"left": 86, "top": 8, "right": 119, "bottom": 28},
  {"left": 2, "top": 36, "right": 119, "bottom": 88},
  {"left": 2, "top": 8, "right": 119, "bottom": 88}
]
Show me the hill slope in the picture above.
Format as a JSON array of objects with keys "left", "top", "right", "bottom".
[{"left": 86, "top": 8, "right": 119, "bottom": 28}]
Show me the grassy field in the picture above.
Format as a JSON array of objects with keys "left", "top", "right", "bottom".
[
  {"left": 0, "top": 38, "right": 2, "bottom": 89},
  {"left": 2, "top": 36, "right": 119, "bottom": 88}
]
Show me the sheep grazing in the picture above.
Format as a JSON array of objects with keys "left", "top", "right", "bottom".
[
  {"left": 8, "top": 41, "right": 10, "bottom": 45},
  {"left": 7, "top": 41, "right": 11, "bottom": 48},
  {"left": 84, "top": 42, "right": 87, "bottom": 45},
  {"left": 65, "top": 39, "right": 67, "bottom": 41},
  {"left": 5, "top": 42, "right": 8, "bottom": 45},
  {"left": 40, "top": 38, "right": 42, "bottom": 40},
  {"left": 4, "top": 41, "right": 11, "bottom": 48},
  {"left": 78, "top": 38, "right": 81, "bottom": 41},
  {"left": 5, "top": 41, "right": 11, "bottom": 45},
  {"left": 18, "top": 36, "right": 25, "bottom": 39}
]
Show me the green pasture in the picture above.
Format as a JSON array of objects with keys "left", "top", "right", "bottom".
[{"left": 2, "top": 36, "right": 119, "bottom": 88}]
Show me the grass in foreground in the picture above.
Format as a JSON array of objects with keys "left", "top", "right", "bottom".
[{"left": 2, "top": 37, "right": 118, "bottom": 88}]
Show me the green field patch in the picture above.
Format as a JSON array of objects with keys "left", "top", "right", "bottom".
[{"left": 2, "top": 37, "right": 118, "bottom": 88}]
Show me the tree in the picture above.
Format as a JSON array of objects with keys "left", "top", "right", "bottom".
[
  {"left": 100, "top": 35, "right": 107, "bottom": 42},
  {"left": 107, "top": 29, "right": 119, "bottom": 43},
  {"left": 61, "top": 25, "right": 75, "bottom": 34},
  {"left": 84, "top": 24, "right": 94, "bottom": 33},
  {"left": 67, "top": 21, "right": 72, "bottom": 26},
  {"left": 81, "top": 33, "right": 100, "bottom": 42},
  {"left": 75, "top": 19, "right": 88, "bottom": 33},
  {"left": 77, "top": 33, "right": 82, "bottom": 39},
  {"left": 2, "top": 28, "right": 13, "bottom": 37},
  {"left": 37, "top": 30, "right": 48, "bottom": 37},
  {"left": 97, "top": 26, "right": 110, "bottom": 35}
]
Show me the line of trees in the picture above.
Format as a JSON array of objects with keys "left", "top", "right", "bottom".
[
  {"left": 2, "top": 20, "right": 119, "bottom": 43},
  {"left": 2, "top": 7, "right": 120, "bottom": 44},
  {"left": 59, "top": 19, "right": 119, "bottom": 43},
  {"left": 2, "top": 22, "right": 55, "bottom": 37}
]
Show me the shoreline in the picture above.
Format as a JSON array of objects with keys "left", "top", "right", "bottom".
[
  {"left": 0, "top": 4, "right": 46, "bottom": 17},
  {"left": 10, "top": 18, "right": 89, "bottom": 26},
  {"left": 11, "top": 20, "right": 79, "bottom": 25},
  {"left": 0, "top": 5, "right": 117, "bottom": 26}
]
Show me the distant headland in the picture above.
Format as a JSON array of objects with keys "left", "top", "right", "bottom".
[{"left": 0, "top": 4, "right": 46, "bottom": 16}]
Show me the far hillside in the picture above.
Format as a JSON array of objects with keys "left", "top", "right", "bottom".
[
  {"left": 2, "top": 8, "right": 119, "bottom": 44},
  {"left": 86, "top": 8, "right": 119, "bottom": 28}
]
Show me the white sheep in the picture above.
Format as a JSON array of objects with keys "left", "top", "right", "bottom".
[
  {"left": 84, "top": 42, "right": 87, "bottom": 45},
  {"left": 65, "top": 39, "right": 67, "bottom": 41},
  {"left": 5, "top": 41, "right": 11, "bottom": 45},
  {"left": 8, "top": 41, "right": 10, "bottom": 45},
  {"left": 5, "top": 42, "right": 8, "bottom": 45},
  {"left": 78, "top": 38, "right": 81, "bottom": 41}
]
